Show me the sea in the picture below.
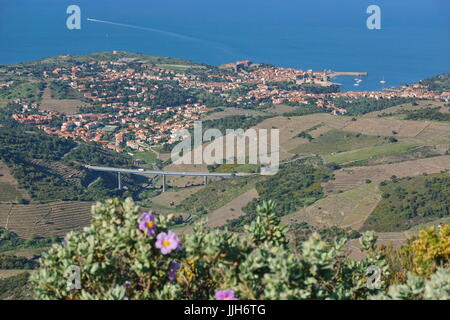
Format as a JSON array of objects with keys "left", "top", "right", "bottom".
[{"left": 0, "top": 0, "right": 449, "bottom": 91}]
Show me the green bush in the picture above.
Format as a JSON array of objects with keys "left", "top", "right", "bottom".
[
  {"left": 0, "top": 254, "right": 37, "bottom": 269},
  {"left": 374, "top": 268, "right": 450, "bottom": 300},
  {"left": 31, "top": 198, "right": 449, "bottom": 300}
]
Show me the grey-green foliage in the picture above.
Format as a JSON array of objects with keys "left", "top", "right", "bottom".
[
  {"left": 374, "top": 268, "right": 450, "bottom": 300},
  {"left": 31, "top": 198, "right": 447, "bottom": 300}
]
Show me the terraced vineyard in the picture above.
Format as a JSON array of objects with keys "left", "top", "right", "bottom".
[
  {"left": 282, "top": 183, "right": 382, "bottom": 230},
  {"left": 322, "top": 155, "right": 450, "bottom": 194},
  {"left": 0, "top": 161, "right": 28, "bottom": 202},
  {"left": 29, "top": 159, "right": 86, "bottom": 187},
  {"left": 0, "top": 183, "right": 21, "bottom": 202},
  {"left": 0, "top": 202, "right": 93, "bottom": 238}
]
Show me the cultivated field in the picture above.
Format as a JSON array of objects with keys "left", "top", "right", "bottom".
[
  {"left": 151, "top": 185, "right": 205, "bottom": 208},
  {"left": 40, "top": 86, "right": 87, "bottom": 114},
  {"left": 0, "top": 201, "right": 93, "bottom": 238},
  {"left": 361, "top": 100, "right": 446, "bottom": 118},
  {"left": 282, "top": 183, "right": 381, "bottom": 230},
  {"left": 322, "top": 155, "right": 450, "bottom": 193},
  {"left": 0, "top": 270, "right": 27, "bottom": 280},
  {"left": 413, "top": 121, "right": 450, "bottom": 143},
  {"left": 342, "top": 118, "right": 430, "bottom": 137},
  {"left": 0, "top": 161, "right": 29, "bottom": 202},
  {"left": 264, "top": 104, "right": 298, "bottom": 114},
  {"left": 202, "top": 107, "right": 266, "bottom": 120},
  {"left": 322, "top": 142, "right": 416, "bottom": 165},
  {"left": 169, "top": 112, "right": 446, "bottom": 172},
  {"left": 202, "top": 104, "right": 298, "bottom": 121},
  {"left": 180, "top": 113, "right": 351, "bottom": 164},
  {"left": 291, "top": 129, "right": 385, "bottom": 156},
  {"left": 0, "top": 183, "right": 21, "bottom": 203},
  {"left": 29, "top": 159, "right": 85, "bottom": 187},
  {"left": 206, "top": 188, "right": 258, "bottom": 228},
  {"left": 367, "top": 144, "right": 447, "bottom": 165}
]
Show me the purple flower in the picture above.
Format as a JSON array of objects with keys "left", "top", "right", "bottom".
[
  {"left": 215, "top": 289, "right": 238, "bottom": 300},
  {"left": 155, "top": 231, "right": 180, "bottom": 255},
  {"left": 139, "top": 212, "right": 156, "bottom": 236},
  {"left": 124, "top": 280, "right": 132, "bottom": 286},
  {"left": 169, "top": 262, "right": 180, "bottom": 281}
]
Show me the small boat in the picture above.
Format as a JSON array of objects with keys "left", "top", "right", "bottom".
[
  {"left": 354, "top": 83, "right": 360, "bottom": 87},
  {"left": 380, "top": 76, "right": 386, "bottom": 85}
]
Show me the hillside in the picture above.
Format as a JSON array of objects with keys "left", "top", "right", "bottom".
[
  {"left": 0, "top": 117, "right": 145, "bottom": 202},
  {"left": 419, "top": 73, "right": 450, "bottom": 94},
  {"left": 0, "top": 51, "right": 207, "bottom": 75},
  {"left": 362, "top": 173, "right": 450, "bottom": 232},
  {"left": 0, "top": 52, "right": 450, "bottom": 299}
]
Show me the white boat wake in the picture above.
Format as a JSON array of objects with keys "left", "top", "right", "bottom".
[{"left": 86, "top": 18, "right": 238, "bottom": 58}]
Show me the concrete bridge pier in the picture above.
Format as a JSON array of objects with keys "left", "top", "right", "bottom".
[
  {"left": 162, "top": 174, "right": 167, "bottom": 192},
  {"left": 204, "top": 176, "right": 208, "bottom": 185},
  {"left": 118, "top": 172, "right": 122, "bottom": 190}
]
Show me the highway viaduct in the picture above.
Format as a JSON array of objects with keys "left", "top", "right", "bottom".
[{"left": 84, "top": 165, "right": 244, "bottom": 192}]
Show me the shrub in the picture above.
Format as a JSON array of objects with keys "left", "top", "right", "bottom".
[
  {"left": 31, "top": 198, "right": 449, "bottom": 300},
  {"left": 388, "top": 137, "right": 398, "bottom": 143},
  {"left": 0, "top": 254, "right": 37, "bottom": 269},
  {"left": 406, "top": 225, "right": 450, "bottom": 277},
  {"left": 374, "top": 268, "right": 450, "bottom": 300},
  {"left": 378, "top": 243, "right": 415, "bottom": 285}
]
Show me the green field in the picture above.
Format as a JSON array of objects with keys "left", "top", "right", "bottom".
[
  {"left": 323, "top": 142, "right": 416, "bottom": 165},
  {"left": 133, "top": 150, "right": 158, "bottom": 167},
  {"left": 291, "top": 129, "right": 384, "bottom": 155},
  {"left": 156, "top": 64, "right": 205, "bottom": 72}
]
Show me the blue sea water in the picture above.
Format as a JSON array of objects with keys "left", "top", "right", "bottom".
[{"left": 0, "top": 0, "right": 448, "bottom": 91}]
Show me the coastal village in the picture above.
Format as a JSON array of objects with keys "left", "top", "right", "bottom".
[{"left": 6, "top": 57, "right": 450, "bottom": 154}]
